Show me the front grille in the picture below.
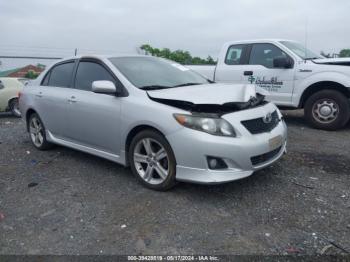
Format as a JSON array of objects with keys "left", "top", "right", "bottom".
[
  {"left": 251, "top": 146, "right": 282, "bottom": 166},
  {"left": 241, "top": 110, "right": 280, "bottom": 134}
]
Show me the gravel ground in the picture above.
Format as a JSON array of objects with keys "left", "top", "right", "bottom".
[{"left": 0, "top": 111, "right": 349, "bottom": 255}]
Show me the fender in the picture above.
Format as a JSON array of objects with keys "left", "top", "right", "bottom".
[{"left": 292, "top": 71, "right": 350, "bottom": 107}]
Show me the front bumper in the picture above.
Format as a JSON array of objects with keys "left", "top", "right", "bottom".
[{"left": 166, "top": 103, "right": 287, "bottom": 184}]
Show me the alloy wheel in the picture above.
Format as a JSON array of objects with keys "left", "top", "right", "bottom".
[
  {"left": 29, "top": 116, "right": 44, "bottom": 147},
  {"left": 133, "top": 138, "right": 169, "bottom": 185}
]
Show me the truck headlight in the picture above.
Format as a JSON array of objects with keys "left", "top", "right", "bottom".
[{"left": 173, "top": 114, "right": 236, "bottom": 137}]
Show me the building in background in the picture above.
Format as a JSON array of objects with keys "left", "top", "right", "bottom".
[
  {"left": 0, "top": 64, "right": 46, "bottom": 78},
  {"left": 0, "top": 56, "right": 60, "bottom": 79}
]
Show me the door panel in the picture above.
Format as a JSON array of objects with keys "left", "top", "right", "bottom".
[
  {"left": 243, "top": 43, "right": 296, "bottom": 105},
  {"left": 242, "top": 65, "right": 295, "bottom": 104},
  {"left": 36, "top": 61, "right": 75, "bottom": 137},
  {"left": 66, "top": 89, "right": 121, "bottom": 154},
  {"left": 66, "top": 60, "right": 122, "bottom": 154},
  {"left": 37, "top": 86, "right": 69, "bottom": 138}
]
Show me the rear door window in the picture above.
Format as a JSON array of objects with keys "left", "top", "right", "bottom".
[
  {"left": 74, "top": 61, "right": 115, "bottom": 91},
  {"left": 225, "top": 45, "right": 245, "bottom": 65},
  {"left": 48, "top": 62, "right": 75, "bottom": 87}
]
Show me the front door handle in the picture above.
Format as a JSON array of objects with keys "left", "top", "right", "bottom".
[
  {"left": 244, "top": 71, "right": 253, "bottom": 76},
  {"left": 36, "top": 92, "right": 43, "bottom": 98},
  {"left": 68, "top": 96, "right": 77, "bottom": 103}
]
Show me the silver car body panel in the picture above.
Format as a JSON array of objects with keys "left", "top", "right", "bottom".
[{"left": 20, "top": 55, "right": 287, "bottom": 184}]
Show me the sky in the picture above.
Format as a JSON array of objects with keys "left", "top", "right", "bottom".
[{"left": 0, "top": 0, "right": 349, "bottom": 59}]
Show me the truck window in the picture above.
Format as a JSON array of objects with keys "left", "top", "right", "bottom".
[
  {"left": 249, "top": 43, "right": 288, "bottom": 69},
  {"left": 225, "top": 45, "right": 245, "bottom": 65}
]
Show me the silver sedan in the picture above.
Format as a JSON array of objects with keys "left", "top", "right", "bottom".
[{"left": 19, "top": 55, "right": 287, "bottom": 190}]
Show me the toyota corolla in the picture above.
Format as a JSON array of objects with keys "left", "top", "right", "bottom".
[{"left": 19, "top": 55, "right": 287, "bottom": 190}]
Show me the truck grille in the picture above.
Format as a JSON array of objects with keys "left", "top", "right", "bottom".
[
  {"left": 241, "top": 111, "right": 279, "bottom": 134},
  {"left": 251, "top": 146, "right": 282, "bottom": 166}
]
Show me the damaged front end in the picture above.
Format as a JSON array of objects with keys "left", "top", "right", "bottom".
[{"left": 148, "top": 93, "right": 267, "bottom": 116}]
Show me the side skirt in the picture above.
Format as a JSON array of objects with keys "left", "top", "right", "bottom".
[{"left": 46, "top": 131, "right": 126, "bottom": 166}]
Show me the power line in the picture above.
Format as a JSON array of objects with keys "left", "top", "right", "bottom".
[{"left": 0, "top": 55, "right": 61, "bottom": 60}]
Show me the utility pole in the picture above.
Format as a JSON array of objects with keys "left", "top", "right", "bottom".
[{"left": 74, "top": 48, "right": 78, "bottom": 56}]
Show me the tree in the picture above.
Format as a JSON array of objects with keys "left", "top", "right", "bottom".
[
  {"left": 320, "top": 51, "right": 331, "bottom": 58},
  {"left": 140, "top": 44, "right": 217, "bottom": 65},
  {"left": 25, "top": 70, "right": 39, "bottom": 79},
  {"left": 339, "top": 49, "right": 350, "bottom": 58}
]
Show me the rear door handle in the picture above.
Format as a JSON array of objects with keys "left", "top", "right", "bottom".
[
  {"left": 68, "top": 96, "right": 77, "bottom": 103},
  {"left": 244, "top": 71, "right": 253, "bottom": 76}
]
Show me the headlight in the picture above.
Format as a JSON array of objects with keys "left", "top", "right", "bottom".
[{"left": 173, "top": 114, "right": 236, "bottom": 137}]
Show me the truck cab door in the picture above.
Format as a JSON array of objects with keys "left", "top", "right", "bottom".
[{"left": 243, "top": 43, "right": 295, "bottom": 106}]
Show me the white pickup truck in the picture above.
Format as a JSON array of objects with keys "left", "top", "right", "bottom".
[{"left": 189, "top": 39, "right": 350, "bottom": 130}]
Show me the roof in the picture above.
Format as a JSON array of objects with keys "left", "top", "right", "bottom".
[
  {"left": 223, "top": 39, "right": 295, "bottom": 45},
  {"left": 55, "top": 54, "right": 149, "bottom": 61}
]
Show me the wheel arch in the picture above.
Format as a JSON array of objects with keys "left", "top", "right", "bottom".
[
  {"left": 25, "top": 108, "right": 38, "bottom": 131},
  {"left": 299, "top": 81, "right": 350, "bottom": 108},
  {"left": 124, "top": 124, "right": 165, "bottom": 166},
  {"left": 6, "top": 96, "right": 19, "bottom": 109}
]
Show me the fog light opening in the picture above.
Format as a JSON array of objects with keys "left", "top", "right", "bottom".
[{"left": 207, "top": 156, "right": 228, "bottom": 170}]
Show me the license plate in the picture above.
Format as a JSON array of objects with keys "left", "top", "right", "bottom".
[{"left": 269, "top": 135, "right": 283, "bottom": 150}]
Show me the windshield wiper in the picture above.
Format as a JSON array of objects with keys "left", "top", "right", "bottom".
[
  {"left": 173, "top": 82, "right": 203, "bottom": 87},
  {"left": 139, "top": 85, "right": 172, "bottom": 90}
]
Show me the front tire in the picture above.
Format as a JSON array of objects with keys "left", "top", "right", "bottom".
[
  {"left": 28, "top": 113, "right": 53, "bottom": 150},
  {"left": 129, "top": 130, "right": 177, "bottom": 191},
  {"left": 304, "top": 90, "right": 350, "bottom": 130},
  {"left": 9, "top": 98, "right": 21, "bottom": 117}
]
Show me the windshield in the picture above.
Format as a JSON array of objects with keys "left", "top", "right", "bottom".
[
  {"left": 109, "top": 56, "right": 210, "bottom": 89},
  {"left": 280, "top": 41, "right": 323, "bottom": 60}
]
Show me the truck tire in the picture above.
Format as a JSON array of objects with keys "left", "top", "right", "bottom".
[{"left": 304, "top": 89, "right": 350, "bottom": 130}]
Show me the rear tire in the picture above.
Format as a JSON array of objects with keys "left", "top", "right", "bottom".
[
  {"left": 28, "top": 113, "right": 53, "bottom": 150},
  {"left": 9, "top": 98, "right": 21, "bottom": 117},
  {"left": 128, "top": 130, "right": 177, "bottom": 191},
  {"left": 304, "top": 90, "right": 350, "bottom": 130}
]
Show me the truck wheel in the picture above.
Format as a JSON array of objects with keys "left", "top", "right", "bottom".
[
  {"left": 304, "top": 90, "right": 350, "bottom": 130},
  {"left": 129, "top": 129, "right": 177, "bottom": 191},
  {"left": 9, "top": 98, "right": 21, "bottom": 117}
]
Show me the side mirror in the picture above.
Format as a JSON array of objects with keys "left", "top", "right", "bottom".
[
  {"left": 273, "top": 56, "right": 293, "bottom": 69},
  {"left": 92, "top": 80, "right": 117, "bottom": 94}
]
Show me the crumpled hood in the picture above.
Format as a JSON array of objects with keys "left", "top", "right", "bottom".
[
  {"left": 313, "top": 58, "right": 350, "bottom": 66},
  {"left": 147, "top": 83, "right": 265, "bottom": 104}
]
